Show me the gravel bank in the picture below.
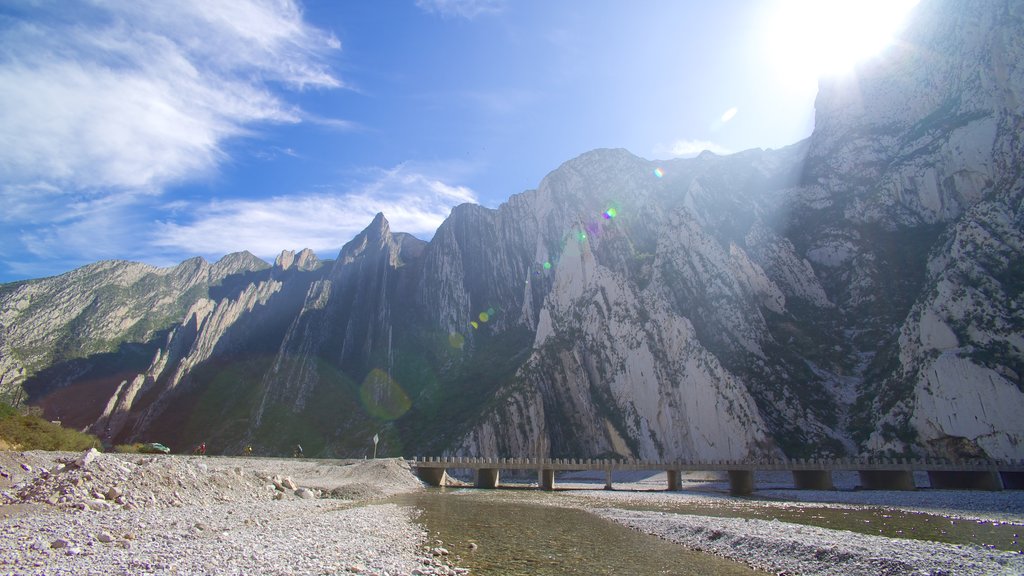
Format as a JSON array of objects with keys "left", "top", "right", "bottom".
[
  {"left": 595, "top": 507, "right": 1024, "bottom": 576},
  {"left": 564, "top": 480, "right": 1024, "bottom": 576},
  {"left": 0, "top": 450, "right": 463, "bottom": 576},
  {"left": 1, "top": 499, "right": 427, "bottom": 576}
]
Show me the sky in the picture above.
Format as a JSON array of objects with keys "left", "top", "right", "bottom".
[{"left": 0, "top": 0, "right": 921, "bottom": 282}]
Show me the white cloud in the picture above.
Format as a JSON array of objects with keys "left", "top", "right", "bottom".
[
  {"left": 0, "top": 0, "right": 341, "bottom": 194},
  {"left": 654, "top": 139, "right": 733, "bottom": 159},
  {"left": 150, "top": 165, "right": 478, "bottom": 259},
  {"left": 8, "top": 189, "right": 162, "bottom": 263},
  {"left": 415, "top": 0, "right": 504, "bottom": 19},
  {"left": 0, "top": 0, "right": 347, "bottom": 279}
]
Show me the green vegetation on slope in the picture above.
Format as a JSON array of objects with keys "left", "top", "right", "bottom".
[{"left": 0, "top": 402, "right": 102, "bottom": 451}]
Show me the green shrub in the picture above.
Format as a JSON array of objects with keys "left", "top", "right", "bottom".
[{"left": 0, "top": 402, "right": 102, "bottom": 451}]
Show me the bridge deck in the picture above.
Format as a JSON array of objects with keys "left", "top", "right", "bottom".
[{"left": 410, "top": 456, "right": 1024, "bottom": 473}]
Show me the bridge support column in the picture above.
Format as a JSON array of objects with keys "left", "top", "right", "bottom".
[
  {"left": 858, "top": 470, "right": 915, "bottom": 490},
  {"left": 1000, "top": 472, "right": 1024, "bottom": 490},
  {"left": 604, "top": 469, "right": 613, "bottom": 490},
  {"left": 728, "top": 470, "right": 754, "bottom": 495},
  {"left": 475, "top": 468, "right": 500, "bottom": 489},
  {"left": 539, "top": 469, "right": 555, "bottom": 491},
  {"left": 928, "top": 470, "right": 1003, "bottom": 491},
  {"left": 792, "top": 470, "right": 833, "bottom": 490},
  {"left": 417, "top": 468, "right": 447, "bottom": 487},
  {"left": 666, "top": 470, "right": 682, "bottom": 491}
]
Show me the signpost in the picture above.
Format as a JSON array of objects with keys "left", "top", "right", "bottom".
[{"left": 372, "top": 434, "right": 379, "bottom": 459}]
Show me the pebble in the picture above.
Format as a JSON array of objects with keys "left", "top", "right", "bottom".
[
  {"left": 4, "top": 500, "right": 433, "bottom": 575},
  {"left": 595, "top": 504, "right": 1024, "bottom": 576},
  {"left": 0, "top": 451, "right": 443, "bottom": 575}
]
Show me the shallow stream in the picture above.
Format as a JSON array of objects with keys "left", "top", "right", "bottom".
[
  {"left": 391, "top": 485, "right": 1023, "bottom": 574},
  {"left": 393, "top": 489, "right": 763, "bottom": 575}
]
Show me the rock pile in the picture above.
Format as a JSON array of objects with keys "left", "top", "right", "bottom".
[
  {"left": 0, "top": 450, "right": 470, "bottom": 575},
  {"left": 1, "top": 449, "right": 274, "bottom": 511},
  {"left": 1, "top": 450, "right": 426, "bottom": 513}
]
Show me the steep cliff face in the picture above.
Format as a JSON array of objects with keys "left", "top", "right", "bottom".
[
  {"left": 791, "top": 0, "right": 1024, "bottom": 457},
  {"left": 0, "top": 253, "right": 268, "bottom": 423},
  {"left": 1, "top": 0, "right": 1020, "bottom": 460}
]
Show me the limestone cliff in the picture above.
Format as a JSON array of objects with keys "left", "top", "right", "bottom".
[{"left": 0, "top": 0, "right": 1021, "bottom": 460}]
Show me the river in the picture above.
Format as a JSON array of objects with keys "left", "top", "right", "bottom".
[
  {"left": 390, "top": 482, "right": 1022, "bottom": 575},
  {"left": 394, "top": 489, "right": 763, "bottom": 575}
]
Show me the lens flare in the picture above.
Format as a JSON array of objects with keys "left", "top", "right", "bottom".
[
  {"left": 470, "top": 321, "right": 479, "bottom": 329},
  {"left": 448, "top": 332, "right": 465, "bottom": 349},
  {"left": 478, "top": 311, "right": 489, "bottom": 322},
  {"left": 359, "top": 368, "right": 411, "bottom": 420},
  {"left": 603, "top": 207, "right": 618, "bottom": 219},
  {"left": 542, "top": 261, "right": 552, "bottom": 270},
  {"left": 653, "top": 167, "right": 664, "bottom": 178}
]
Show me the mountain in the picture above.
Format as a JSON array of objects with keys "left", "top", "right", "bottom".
[{"left": 1, "top": 0, "right": 1021, "bottom": 460}]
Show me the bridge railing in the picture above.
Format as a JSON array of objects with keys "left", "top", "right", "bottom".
[{"left": 410, "top": 456, "right": 1024, "bottom": 473}]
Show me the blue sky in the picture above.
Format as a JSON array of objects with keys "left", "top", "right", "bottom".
[{"left": 0, "top": 0, "right": 920, "bottom": 282}]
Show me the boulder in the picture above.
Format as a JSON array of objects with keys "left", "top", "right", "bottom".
[{"left": 75, "top": 448, "right": 99, "bottom": 469}]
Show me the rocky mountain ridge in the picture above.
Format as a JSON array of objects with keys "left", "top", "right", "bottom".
[{"left": 1, "top": 0, "right": 1021, "bottom": 461}]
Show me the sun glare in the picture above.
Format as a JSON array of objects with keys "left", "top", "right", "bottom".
[{"left": 767, "top": 0, "right": 920, "bottom": 88}]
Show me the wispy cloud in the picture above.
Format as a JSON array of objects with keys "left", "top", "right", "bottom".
[
  {"left": 415, "top": 0, "right": 505, "bottom": 19},
  {"left": 0, "top": 0, "right": 344, "bottom": 279},
  {"left": 150, "top": 165, "right": 478, "bottom": 259},
  {"left": 0, "top": 0, "right": 341, "bottom": 194},
  {"left": 654, "top": 139, "right": 733, "bottom": 159}
]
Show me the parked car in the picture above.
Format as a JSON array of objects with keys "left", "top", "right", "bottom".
[{"left": 139, "top": 442, "right": 171, "bottom": 454}]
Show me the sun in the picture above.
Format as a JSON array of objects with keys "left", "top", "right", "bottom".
[{"left": 766, "top": 0, "right": 920, "bottom": 88}]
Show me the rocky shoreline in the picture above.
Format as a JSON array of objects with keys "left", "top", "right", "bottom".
[
  {"left": 565, "top": 477, "right": 1024, "bottom": 576},
  {"left": 595, "top": 507, "right": 1024, "bottom": 576}
]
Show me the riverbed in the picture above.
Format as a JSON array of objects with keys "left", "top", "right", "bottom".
[{"left": 400, "top": 472, "right": 1024, "bottom": 576}]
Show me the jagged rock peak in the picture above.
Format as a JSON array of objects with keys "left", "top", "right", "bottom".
[
  {"left": 274, "top": 249, "right": 320, "bottom": 272},
  {"left": 294, "top": 248, "right": 320, "bottom": 271},
  {"left": 364, "top": 212, "right": 390, "bottom": 240},
  {"left": 337, "top": 212, "right": 393, "bottom": 265},
  {"left": 214, "top": 251, "right": 270, "bottom": 276}
]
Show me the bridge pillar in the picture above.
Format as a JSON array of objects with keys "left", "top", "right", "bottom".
[
  {"left": 728, "top": 470, "right": 754, "bottom": 495},
  {"left": 416, "top": 467, "right": 447, "bottom": 487},
  {"left": 604, "top": 468, "right": 613, "bottom": 490},
  {"left": 666, "top": 469, "right": 682, "bottom": 491},
  {"left": 540, "top": 469, "right": 555, "bottom": 491},
  {"left": 792, "top": 470, "right": 833, "bottom": 490},
  {"left": 1000, "top": 472, "right": 1024, "bottom": 490},
  {"left": 858, "top": 470, "right": 915, "bottom": 490},
  {"left": 928, "top": 470, "right": 1003, "bottom": 491},
  {"left": 475, "top": 468, "right": 500, "bottom": 489}
]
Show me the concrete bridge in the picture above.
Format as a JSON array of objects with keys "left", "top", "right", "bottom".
[{"left": 410, "top": 456, "right": 1024, "bottom": 495}]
